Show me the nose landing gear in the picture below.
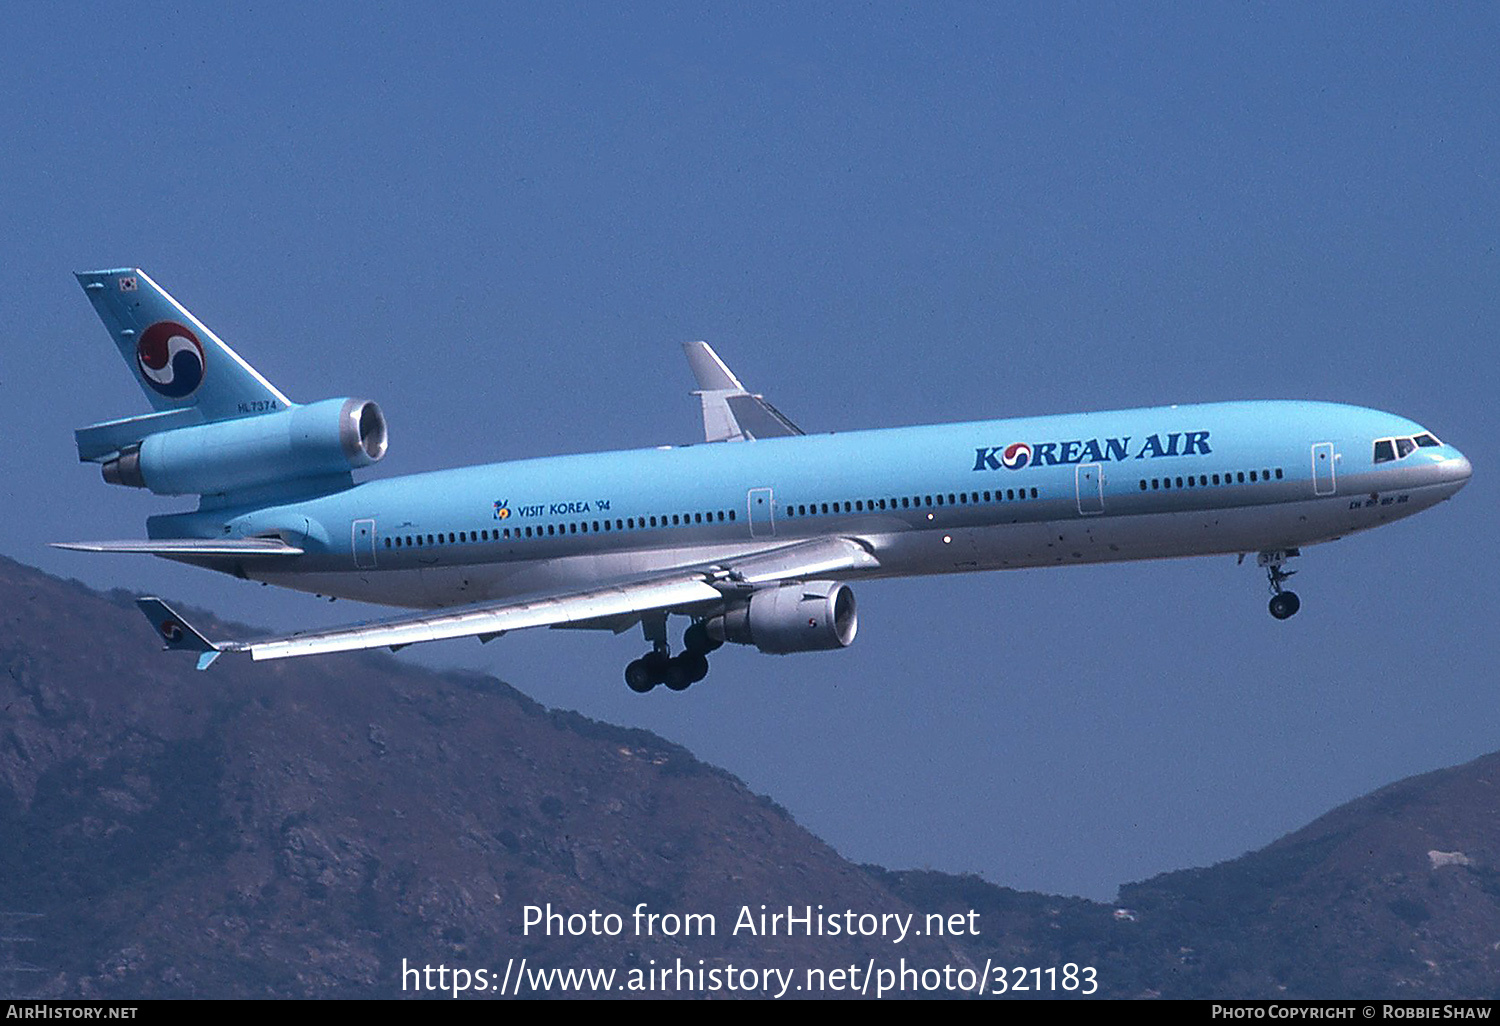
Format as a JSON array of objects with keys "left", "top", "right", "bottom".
[
  {"left": 623, "top": 617, "right": 719, "bottom": 693},
  {"left": 1257, "top": 549, "right": 1301, "bottom": 620}
]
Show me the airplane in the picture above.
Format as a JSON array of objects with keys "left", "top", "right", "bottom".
[{"left": 56, "top": 268, "right": 1472, "bottom": 690}]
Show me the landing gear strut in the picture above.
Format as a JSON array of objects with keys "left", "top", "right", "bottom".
[
  {"left": 1257, "top": 549, "right": 1301, "bottom": 620},
  {"left": 623, "top": 617, "right": 716, "bottom": 693}
]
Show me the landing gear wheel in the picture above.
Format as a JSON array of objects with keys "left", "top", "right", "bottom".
[
  {"left": 1268, "top": 591, "right": 1301, "bottom": 620},
  {"left": 626, "top": 651, "right": 672, "bottom": 692},
  {"left": 682, "top": 621, "right": 722, "bottom": 656},
  {"left": 624, "top": 659, "right": 657, "bottom": 693},
  {"left": 663, "top": 653, "right": 710, "bottom": 691}
]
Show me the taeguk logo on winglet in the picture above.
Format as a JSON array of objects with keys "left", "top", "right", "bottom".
[{"left": 136, "top": 321, "right": 205, "bottom": 398}]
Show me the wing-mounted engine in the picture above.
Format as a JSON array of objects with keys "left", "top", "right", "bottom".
[
  {"left": 96, "top": 397, "right": 387, "bottom": 496},
  {"left": 706, "top": 580, "right": 857, "bottom": 654}
]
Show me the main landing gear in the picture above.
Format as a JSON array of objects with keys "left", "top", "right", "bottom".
[
  {"left": 1257, "top": 549, "right": 1301, "bottom": 620},
  {"left": 624, "top": 618, "right": 722, "bottom": 693}
]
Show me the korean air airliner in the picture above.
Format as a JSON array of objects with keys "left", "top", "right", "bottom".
[{"left": 57, "top": 269, "right": 1471, "bottom": 692}]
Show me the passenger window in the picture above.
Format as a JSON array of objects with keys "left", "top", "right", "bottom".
[
  {"left": 1373, "top": 439, "right": 1396, "bottom": 463},
  {"left": 1250, "top": 471, "right": 1257, "bottom": 482},
  {"left": 1275, "top": 468, "right": 1283, "bottom": 479}
]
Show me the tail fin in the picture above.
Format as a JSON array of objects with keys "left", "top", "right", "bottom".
[{"left": 76, "top": 269, "right": 294, "bottom": 423}]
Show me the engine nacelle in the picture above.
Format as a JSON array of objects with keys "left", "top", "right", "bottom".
[
  {"left": 706, "top": 580, "right": 858, "bottom": 654},
  {"left": 102, "top": 397, "right": 388, "bottom": 495}
]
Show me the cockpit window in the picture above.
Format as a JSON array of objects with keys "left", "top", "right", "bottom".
[{"left": 1374, "top": 433, "right": 1440, "bottom": 464}]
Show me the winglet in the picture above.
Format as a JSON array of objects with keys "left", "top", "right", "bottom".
[
  {"left": 681, "top": 341, "right": 804, "bottom": 443},
  {"left": 135, "top": 597, "right": 223, "bottom": 670}
]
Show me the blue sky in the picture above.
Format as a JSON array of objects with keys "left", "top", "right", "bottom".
[{"left": 3, "top": 3, "right": 1496, "bottom": 899}]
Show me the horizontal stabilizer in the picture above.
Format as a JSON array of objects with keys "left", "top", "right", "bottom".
[
  {"left": 76, "top": 407, "right": 202, "bottom": 462},
  {"left": 52, "top": 538, "right": 304, "bottom": 557},
  {"left": 682, "top": 341, "right": 804, "bottom": 442}
]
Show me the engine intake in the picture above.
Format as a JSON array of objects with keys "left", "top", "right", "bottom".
[
  {"left": 706, "top": 581, "right": 857, "bottom": 654},
  {"left": 102, "top": 398, "right": 387, "bottom": 495}
]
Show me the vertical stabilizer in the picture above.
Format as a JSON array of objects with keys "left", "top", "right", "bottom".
[{"left": 76, "top": 268, "right": 294, "bottom": 423}]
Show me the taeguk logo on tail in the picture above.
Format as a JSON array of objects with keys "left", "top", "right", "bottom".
[{"left": 136, "top": 321, "right": 205, "bottom": 398}]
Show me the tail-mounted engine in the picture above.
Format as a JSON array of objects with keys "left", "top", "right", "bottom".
[
  {"left": 706, "top": 580, "right": 858, "bottom": 654},
  {"left": 100, "top": 398, "right": 387, "bottom": 495}
]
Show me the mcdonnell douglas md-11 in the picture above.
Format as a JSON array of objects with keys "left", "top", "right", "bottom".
[{"left": 56, "top": 269, "right": 1471, "bottom": 691}]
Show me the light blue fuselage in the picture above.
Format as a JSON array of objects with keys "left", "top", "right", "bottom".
[{"left": 149, "top": 399, "right": 1471, "bottom": 609}]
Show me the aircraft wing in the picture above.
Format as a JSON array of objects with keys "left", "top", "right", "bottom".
[
  {"left": 683, "top": 341, "right": 804, "bottom": 442},
  {"left": 136, "top": 536, "right": 878, "bottom": 667}
]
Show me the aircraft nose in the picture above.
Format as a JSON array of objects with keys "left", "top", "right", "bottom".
[{"left": 1442, "top": 447, "right": 1473, "bottom": 488}]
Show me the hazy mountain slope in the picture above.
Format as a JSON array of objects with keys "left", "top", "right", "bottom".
[
  {"left": 876, "top": 753, "right": 1500, "bottom": 998},
  {"left": 3, "top": 554, "right": 1497, "bottom": 999},
  {"left": 0, "top": 557, "right": 964, "bottom": 997}
]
